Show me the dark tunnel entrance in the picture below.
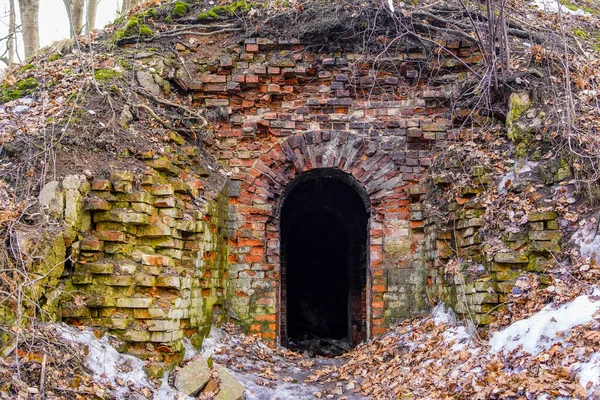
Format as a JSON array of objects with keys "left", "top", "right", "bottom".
[{"left": 280, "top": 169, "right": 369, "bottom": 356}]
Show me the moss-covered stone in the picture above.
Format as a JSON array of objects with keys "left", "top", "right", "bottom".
[{"left": 94, "top": 69, "right": 123, "bottom": 82}]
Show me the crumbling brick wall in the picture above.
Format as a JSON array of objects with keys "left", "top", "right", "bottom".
[{"left": 181, "top": 35, "right": 481, "bottom": 342}]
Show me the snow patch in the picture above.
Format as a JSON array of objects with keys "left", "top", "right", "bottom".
[
  {"left": 490, "top": 288, "right": 600, "bottom": 355},
  {"left": 572, "top": 217, "right": 600, "bottom": 263},
  {"left": 57, "top": 324, "right": 153, "bottom": 399},
  {"left": 532, "top": 0, "right": 591, "bottom": 16},
  {"left": 579, "top": 353, "right": 600, "bottom": 395}
]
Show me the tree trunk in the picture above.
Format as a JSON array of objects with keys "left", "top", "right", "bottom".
[
  {"left": 18, "top": 0, "right": 40, "bottom": 58},
  {"left": 85, "top": 0, "right": 98, "bottom": 34},
  {"left": 70, "top": 0, "right": 85, "bottom": 36},
  {"left": 8, "top": 0, "right": 16, "bottom": 65},
  {"left": 122, "top": 0, "right": 137, "bottom": 13}
]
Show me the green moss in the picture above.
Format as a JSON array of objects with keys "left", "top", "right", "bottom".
[
  {"left": 18, "top": 63, "right": 36, "bottom": 73},
  {"left": 16, "top": 77, "right": 38, "bottom": 90},
  {"left": 165, "top": 15, "right": 173, "bottom": 24},
  {"left": 48, "top": 53, "right": 62, "bottom": 62},
  {"left": 172, "top": 1, "right": 188, "bottom": 18},
  {"left": 0, "top": 77, "right": 38, "bottom": 103},
  {"left": 198, "top": 1, "right": 261, "bottom": 19},
  {"left": 94, "top": 68, "right": 123, "bottom": 82},
  {"left": 198, "top": 10, "right": 219, "bottom": 19},
  {"left": 113, "top": 13, "right": 154, "bottom": 40},
  {"left": 573, "top": 28, "right": 590, "bottom": 39},
  {"left": 506, "top": 92, "right": 532, "bottom": 141},
  {"left": 139, "top": 24, "right": 153, "bottom": 36}
]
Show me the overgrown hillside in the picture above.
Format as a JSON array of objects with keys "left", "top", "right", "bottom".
[{"left": 2, "top": 0, "right": 600, "bottom": 399}]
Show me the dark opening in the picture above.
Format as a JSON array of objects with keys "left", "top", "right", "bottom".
[{"left": 280, "top": 169, "right": 368, "bottom": 356}]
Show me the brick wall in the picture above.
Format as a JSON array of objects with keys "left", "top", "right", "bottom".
[{"left": 177, "top": 34, "right": 482, "bottom": 342}]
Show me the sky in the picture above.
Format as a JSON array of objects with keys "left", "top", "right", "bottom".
[{"left": 0, "top": 0, "right": 122, "bottom": 64}]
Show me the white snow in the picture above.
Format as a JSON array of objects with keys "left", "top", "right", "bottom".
[
  {"left": 57, "top": 324, "right": 154, "bottom": 399},
  {"left": 572, "top": 217, "right": 600, "bottom": 263},
  {"left": 579, "top": 353, "right": 600, "bottom": 394},
  {"left": 490, "top": 288, "right": 600, "bottom": 355},
  {"left": 387, "top": 0, "right": 395, "bottom": 13},
  {"left": 532, "top": 0, "right": 591, "bottom": 16},
  {"left": 432, "top": 303, "right": 476, "bottom": 352}
]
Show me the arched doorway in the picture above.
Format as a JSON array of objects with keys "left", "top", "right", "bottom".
[{"left": 279, "top": 169, "right": 369, "bottom": 355}]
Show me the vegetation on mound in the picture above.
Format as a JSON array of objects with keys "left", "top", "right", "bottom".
[
  {"left": 172, "top": 1, "right": 189, "bottom": 18},
  {"left": 198, "top": 0, "right": 261, "bottom": 20},
  {"left": 0, "top": 78, "right": 39, "bottom": 103},
  {"left": 113, "top": 9, "right": 158, "bottom": 41}
]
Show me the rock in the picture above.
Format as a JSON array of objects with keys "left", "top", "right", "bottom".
[
  {"left": 62, "top": 174, "right": 87, "bottom": 190},
  {"left": 174, "top": 356, "right": 212, "bottom": 396},
  {"left": 120, "top": 105, "right": 134, "bottom": 129},
  {"left": 38, "top": 181, "right": 64, "bottom": 218},
  {"left": 136, "top": 70, "right": 162, "bottom": 97},
  {"left": 215, "top": 366, "right": 245, "bottom": 400}
]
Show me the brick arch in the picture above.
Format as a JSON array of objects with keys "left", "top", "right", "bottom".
[{"left": 228, "top": 130, "right": 407, "bottom": 343}]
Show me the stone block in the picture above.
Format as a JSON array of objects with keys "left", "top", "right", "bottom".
[
  {"left": 156, "top": 275, "right": 181, "bottom": 288},
  {"left": 81, "top": 239, "right": 104, "bottom": 252},
  {"left": 137, "top": 224, "right": 172, "bottom": 238},
  {"left": 529, "top": 230, "right": 562, "bottom": 241},
  {"left": 117, "top": 297, "right": 153, "bottom": 308},
  {"left": 493, "top": 252, "right": 528, "bottom": 264},
  {"left": 528, "top": 210, "right": 558, "bottom": 222},
  {"left": 83, "top": 197, "right": 111, "bottom": 211},
  {"left": 94, "top": 209, "right": 150, "bottom": 225},
  {"left": 147, "top": 320, "right": 179, "bottom": 332},
  {"left": 77, "top": 262, "right": 114, "bottom": 274},
  {"left": 124, "top": 330, "right": 151, "bottom": 342}
]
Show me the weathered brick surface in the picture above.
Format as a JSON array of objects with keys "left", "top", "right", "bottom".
[{"left": 179, "top": 36, "right": 477, "bottom": 342}]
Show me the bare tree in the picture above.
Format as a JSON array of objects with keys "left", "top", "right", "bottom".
[
  {"left": 70, "top": 0, "right": 85, "bottom": 36},
  {"left": 121, "top": 0, "right": 138, "bottom": 13},
  {"left": 18, "top": 0, "right": 40, "bottom": 58},
  {"left": 8, "top": 0, "right": 16, "bottom": 65},
  {"left": 85, "top": 0, "right": 98, "bottom": 34}
]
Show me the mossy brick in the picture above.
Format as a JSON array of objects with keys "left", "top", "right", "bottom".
[
  {"left": 140, "top": 265, "right": 162, "bottom": 275},
  {"left": 76, "top": 262, "right": 114, "bottom": 274},
  {"left": 528, "top": 211, "right": 559, "bottom": 222},
  {"left": 134, "top": 274, "right": 156, "bottom": 287},
  {"left": 147, "top": 320, "right": 179, "bottom": 332},
  {"left": 530, "top": 241, "right": 561, "bottom": 253},
  {"left": 141, "top": 254, "right": 172, "bottom": 267},
  {"left": 124, "top": 330, "right": 151, "bottom": 342},
  {"left": 142, "top": 173, "right": 162, "bottom": 186},
  {"left": 137, "top": 224, "right": 172, "bottom": 237},
  {"left": 110, "top": 171, "right": 134, "bottom": 182},
  {"left": 160, "top": 208, "right": 184, "bottom": 219},
  {"left": 92, "top": 230, "right": 127, "bottom": 242},
  {"left": 83, "top": 197, "right": 111, "bottom": 211},
  {"left": 154, "top": 196, "right": 177, "bottom": 208},
  {"left": 475, "top": 314, "right": 495, "bottom": 325},
  {"left": 472, "top": 281, "right": 498, "bottom": 292},
  {"left": 530, "top": 222, "right": 544, "bottom": 231},
  {"left": 158, "top": 248, "right": 183, "bottom": 260},
  {"left": 156, "top": 275, "right": 182, "bottom": 289},
  {"left": 116, "top": 192, "right": 154, "bottom": 204},
  {"left": 81, "top": 239, "right": 104, "bottom": 252},
  {"left": 493, "top": 252, "right": 528, "bottom": 263},
  {"left": 94, "top": 210, "right": 150, "bottom": 225},
  {"left": 117, "top": 297, "right": 153, "bottom": 308},
  {"left": 469, "top": 292, "right": 498, "bottom": 304},
  {"left": 132, "top": 203, "right": 153, "bottom": 214},
  {"left": 104, "top": 243, "right": 131, "bottom": 255},
  {"left": 494, "top": 270, "right": 523, "bottom": 281},
  {"left": 106, "top": 318, "right": 133, "bottom": 329},
  {"left": 529, "top": 231, "right": 562, "bottom": 241},
  {"left": 497, "top": 282, "right": 515, "bottom": 293},
  {"left": 91, "top": 179, "right": 112, "bottom": 191},
  {"left": 146, "top": 184, "right": 175, "bottom": 196},
  {"left": 151, "top": 158, "right": 182, "bottom": 176},
  {"left": 112, "top": 181, "right": 133, "bottom": 193},
  {"left": 95, "top": 275, "right": 134, "bottom": 286},
  {"left": 546, "top": 220, "right": 560, "bottom": 230},
  {"left": 167, "top": 131, "right": 185, "bottom": 145},
  {"left": 62, "top": 305, "right": 91, "bottom": 318},
  {"left": 175, "top": 220, "right": 197, "bottom": 232},
  {"left": 72, "top": 273, "right": 93, "bottom": 285},
  {"left": 139, "top": 237, "right": 184, "bottom": 249}
]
